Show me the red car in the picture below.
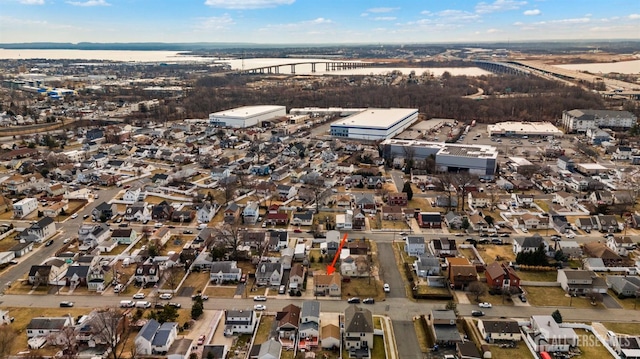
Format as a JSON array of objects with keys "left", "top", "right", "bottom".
[
  {"left": 197, "top": 335, "right": 206, "bottom": 345},
  {"left": 294, "top": 229, "right": 302, "bottom": 233}
]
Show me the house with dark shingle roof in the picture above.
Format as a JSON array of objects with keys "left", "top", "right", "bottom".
[
  {"left": 477, "top": 319, "right": 523, "bottom": 342},
  {"left": 344, "top": 305, "right": 374, "bottom": 357},
  {"left": 27, "top": 316, "right": 73, "bottom": 342},
  {"left": 512, "top": 234, "right": 548, "bottom": 254},
  {"left": 224, "top": 310, "right": 256, "bottom": 336},
  {"left": 276, "top": 304, "right": 301, "bottom": 348},
  {"left": 485, "top": 262, "right": 521, "bottom": 291}
]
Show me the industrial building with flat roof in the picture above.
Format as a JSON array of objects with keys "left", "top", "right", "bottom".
[
  {"left": 487, "top": 121, "right": 564, "bottom": 137},
  {"left": 381, "top": 139, "right": 499, "bottom": 179},
  {"left": 209, "top": 105, "right": 286, "bottom": 128},
  {"left": 330, "top": 108, "right": 419, "bottom": 140}
]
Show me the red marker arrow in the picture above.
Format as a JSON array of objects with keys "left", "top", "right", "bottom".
[{"left": 326, "top": 233, "right": 348, "bottom": 275}]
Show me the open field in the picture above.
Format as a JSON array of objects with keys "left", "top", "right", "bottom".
[
  {"left": 489, "top": 341, "right": 534, "bottom": 359},
  {"left": 516, "top": 270, "right": 558, "bottom": 282},
  {"left": 204, "top": 286, "right": 237, "bottom": 298},
  {"left": 476, "top": 244, "right": 515, "bottom": 263},
  {"left": 180, "top": 272, "right": 210, "bottom": 293},
  {"left": 341, "top": 277, "right": 384, "bottom": 300}
]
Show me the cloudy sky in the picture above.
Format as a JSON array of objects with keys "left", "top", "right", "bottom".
[{"left": 1, "top": 0, "right": 638, "bottom": 44}]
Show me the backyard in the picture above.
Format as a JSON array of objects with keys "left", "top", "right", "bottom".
[
  {"left": 574, "top": 329, "right": 615, "bottom": 359},
  {"left": 522, "top": 286, "right": 604, "bottom": 309},
  {"left": 489, "top": 341, "right": 534, "bottom": 359},
  {"left": 602, "top": 322, "right": 640, "bottom": 336}
]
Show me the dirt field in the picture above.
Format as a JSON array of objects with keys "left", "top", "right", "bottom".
[{"left": 475, "top": 244, "right": 516, "bottom": 264}]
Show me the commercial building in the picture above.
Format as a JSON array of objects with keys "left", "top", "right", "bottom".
[
  {"left": 209, "top": 105, "right": 286, "bottom": 128},
  {"left": 330, "top": 108, "right": 419, "bottom": 140},
  {"left": 487, "top": 121, "right": 564, "bottom": 137},
  {"left": 381, "top": 139, "right": 499, "bottom": 179},
  {"left": 561, "top": 109, "right": 637, "bottom": 133}
]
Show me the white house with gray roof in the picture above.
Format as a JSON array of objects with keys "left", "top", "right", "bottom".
[
  {"left": 224, "top": 310, "right": 256, "bottom": 336},
  {"left": 405, "top": 236, "right": 426, "bottom": 256}
]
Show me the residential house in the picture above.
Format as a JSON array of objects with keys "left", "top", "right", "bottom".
[
  {"left": 87, "top": 267, "right": 105, "bottom": 292},
  {"left": 0, "top": 310, "right": 12, "bottom": 325},
  {"left": 210, "top": 261, "right": 242, "bottom": 283},
  {"left": 518, "top": 213, "right": 549, "bottom": 230},
  {"left": 594, "top": 215, "right": 621, "bottom": 233},
  {"left": 343, "top": 305, "right": 374, "bottom": 357},
  {"left": 405, "top": 236, "right": 426, "bottom": 256},
  {"left": 428, "top": 310, "right": 462, "bottom": 345},
  {"left": 42, "top": 201, "right": 68, "bottom": 218},
  {"left": 468, "top": 191, "right": 490, "bottom": 208},
  {"left": 388, "top": 192, "right": 408, "bottom": 206},
  {"left": 135, "top": 319, "right": 179, "bottom": 355},
  {"left": 321, "top": 324, "right": 341, "bottom": 350},
  {"left": 92, "top": 202, "right": 117, "bottom": 221},
  {"left": 111, "top": 228, "right": 137, "bottom": 245},
  {"left": 557, "top": 269, "right": 608, "bottom": 295},
  {"left": 20, "top": 217, "right": 56, "bottom": 243},
  {"left": 353, "top": 193, "right": 376, "bottom": 214},
  {"left": 255, "top": 262, "right": 283, "bottom": 287},
  {"left": 78, "top": 223, "right": 110, "bottom": 250},
  {"left": 516, "top": 193, "right": 535, "bottom": 207},
  {"left": 288, "top": 263, "right": 305, "bottom": 291},
  {"left": 240, "top": 230, "right": 267, "bottom": 251},
  {"left": 124, "top": 202, "right": 150, "bottom": 222},
  {"left": 418, "top": 212, "right": 442, "bottom": 228},
  {"left": 151, "top": 227, "right": 171, "bottom": 247},
  {"left": 352, "top": 210, "right": 366, "bottom": 230},
  {"left": 210, "top": 167, "right": 231, "bottom": 180},
  {"left": 607, "top": 236, "right": 636, "bottom": 256},
  {"left": 444, "top": 212, "right": 464, "bottom": 230},
  {"left": 26, "top": 316, "right": 73, "bottom": 343},
  {"left": 583, "top": 242, "right": 623, "bottom": 267},
  {"left": 607, "top": 276, "right": 640, "bottom": 297},
  {"left": 201, "top": 345, "right": 227, "bottom": 359},
  {"left": 171, "top": 210, "right": 195, "bottom": 223},
  {"left": 478, "top": 319, "right": 523, "bottom": 343},
  {"left": 9, "top": 241, "right": 33, "bottom": 257},
  {"left": 13, "top": 197, "right": 38, "bottom": 218},
  {"left": 576, "top": 217, "right": 598, "bottom": 232},
  {"left": 252, "top": 339, "right": 282, "bottom": 359},
  {"left": 299, "top": 301, "right": 320, "bottom": 350},
  {"left": 276, "top": 184, "right": 298, "bottom": 201},
  {"left": 197, "top": 203, "right": 218, "bottom": 223},
  {"left": 151, "top": 201, "right": 174, "bottom": 221},
  {"left": 430, "top": 237, "right": 457, "bottom": 257},
  {"left": 243, "top": 201, "right": 260, "bottom": 225},
  {"left": 224, "top": 310, "right": 257, "bottom": 336},
  {"left": 447, "top": 257, "right": 478, "bottom": 290},
  {"left": 529, "top": 315, "right": 578, "bottom": 353},
  {"left": 513, "top": 234, "right": 548, "bottom": 254},
  {"left": 468, "top": 214, "right": 491, "bottom": 233},
  {"left": 133, "top": 263, "right": 161, "bottom": 286},
  {"left": 64, "top": 265, "right": 90, "bottom": 288},
  {"left": 414, "top": 254, "right": 441, "bottom": 278},
  {"left": 381, "top": 206, "right": 403, "bottom": 221},
  {"left": 589, "top": 190, "right": 614, "bottom": 206},
  {"left": 292, "top": 211, "right": 314, "bottom": 226},
  {"left": 224, "top": 203, "right": 241, "bottom": 224},
  {"left": 554, "top": 191, "right": 577, "bottom": 208},
  {"left": 335, "top": 209, "right": 353, "bottom": 230},
  {"left": 276, "top": 304, "right": 301, "bottom": 348},
  {"left": 28, "top": 265, "right": 53, "bottom": 286},
  {"left": 557, "top": 241, "right": 583, "bottom": 259},
  {"left": 123, "top": 188, "right": 142, "bottom": 203},
  {"left": 484, "top": 262, "right": 521, "bottom": 291},
  {"left": 314, "top": 272, "right": 341, "bottom": 297}
]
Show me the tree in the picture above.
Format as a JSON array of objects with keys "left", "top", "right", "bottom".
[
  {"left": 212, "top": 223, "right": 243, "bottom": 261},
  {"left": 445, "top": 300, "right": 458, "bottom": 315},
  {"left": 461, "top": 217, "right": 470, "bottom": 230},
  {"left": 56, "top": 326, "right": 78, "bottom": 359},
  {"left": 0, "top": 325, "right": 17, "bottom": 358},
  {"left": 484, "top": 215, "right": 494, "bottom": 226},
  {"left": 402, "top": 181, "right": 414, "bottom": 201},
  {"left": 587, "top": 292, "right": 603, "bottom": 306},
  {"left": 89, "top": 307, "right": 131, "bottom": 359},
  {"left": 164, "top": 266, "right": 183, "bottom": 292},
  {"left": 191, "top": 297, "right": 204, "bottom": 320},
  {"left": 468, "top": 281, "right": 487, "bottom": 302},
  {"left": 551, "top": 309, "right": 563, "bottom": 323}
]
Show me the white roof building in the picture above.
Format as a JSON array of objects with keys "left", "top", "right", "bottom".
[
  {"left": 209, "top": 105, "right": 286, "bottom": 128},
  {"left": 330, "top": 108, "right": 419, "bottom": 140}
]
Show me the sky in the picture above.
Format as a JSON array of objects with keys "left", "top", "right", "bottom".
[{"left": 0, "top": 0, "right": 639, "bottom": 44}]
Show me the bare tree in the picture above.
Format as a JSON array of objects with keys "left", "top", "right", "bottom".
[
  {"left": 0, "top": 325, "right": 17, "bottom": 358},
  {"left": 211, "top": 223, "right": 243, "bottom": 261},
  {"left": 89, "top": 307, "right": 130, "bottom": 359},
  {"left": 452, "top": 172, "right": 477, "bottom": 212},
  {"left": 218, "top": 177, "right": 238, "bottom": 206},
  {"left": 438, "top": 173, "right": 456, "bottom": 212},
  {"left": 56, "top": 326, "right": 78, "bottom": 359},
  {"left": 164, "top": 265, "right": 183, "bottom": 293},
  {"left": 468, "top": 281, "right": 487, "bottom": 302}
]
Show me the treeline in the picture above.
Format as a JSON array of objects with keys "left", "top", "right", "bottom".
[{"left": 182, "top": 73, "right": 605, "bottom": 123}]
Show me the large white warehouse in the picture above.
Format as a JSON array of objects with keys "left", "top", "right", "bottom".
[
  {"left": 209, "top": 105, "right": 286, "bottom": 128},
  {"left": 330, "top": 108, "right": 419, "bottom": 140}
]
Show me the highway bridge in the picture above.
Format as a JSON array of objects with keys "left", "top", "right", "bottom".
[{"left": 238, "top": 60, "right": 372, "bottom": 75}]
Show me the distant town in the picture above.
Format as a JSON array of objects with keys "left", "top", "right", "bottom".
[{"left": 0, "top": 42, "right": 639, "bottom": 359}]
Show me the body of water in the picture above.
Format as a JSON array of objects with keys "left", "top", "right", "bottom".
[
  {"left": 555, "top": 59, "right": 640, "bottom": 74},
  {"left": 0, "top": 49, "right": 213, "bottom": 62}
]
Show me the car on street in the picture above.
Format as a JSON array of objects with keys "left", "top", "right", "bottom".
[
  {"left": 71, "top": 213, "right": 78, "bottom": 219},
  {"left": 294, "top": 229, "right": 302, "bottom": 233},
  {"left": 479, "top": 302, "right": 492, "bottom": 308},
  {"left": 192, "top": 294, "right": 209, "bottom": 301},
  {"left": 363, "top": 298, "right": 375, "bottom": 304},
  {"left": 45, "top": 239, "right": 54, "bottom": 247},
  {"left": 254, "top": 304, "right": 267, "bottom": 311},
  {"left": 60, "top": 301, "right": 74, "bottom": 307},
  {"left": 399, "top": 232, "right": 408, "bottom": 236},
  {"left": 471, "top": 310, "right": 485, "bottom": 317},
  {"left": 253, "top": 296, "right": 267, "bottom": 302},
  {"left": 383, "top": 283, "right": 390, "bottom": 293},
  {"left": 168, "top": 225, "right": 175, "bottom": 229},
  {"left": 499, "top": 233, "right": 510, "bottom": 237},
  {"left": 133, "top": 293, "right": 145, "bottom": 299},
  {"left": 347, "top": 297, "right": 361, "bottom": 304},
  {"left": 182, "top": 230, "right": 193, "bottom": 234},
  {"left": 167, "top": 302, "right": 181, "bottom": 308},
  {"left": 9, "top": 260, "right": 18, "bottom": 265},
  {"left": 154, "top": 303, "right": 165, "bottom": 309},
  {"left": 118, "top": 223, "right": 128, "bottom": 227},
  {"left": 519, "top": 294, "right": 527, "bottom": 302},
  {"left": 197, "top": 335, "right": 206, "bottom": 345},
  {"left": 63, "top": 238, "right": 71, "bottom": 244},
  {"left": 159, "top": 293, "right": 173, "bottom": 300},
  {"left": 83, "top": 214, "right": 90, "bottom": 219}
]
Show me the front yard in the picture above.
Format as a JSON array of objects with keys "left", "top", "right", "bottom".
[
  {"left": 602, "top": 322, "right": 640, "bottom": 335},
  {"left": 522, "top": 286, "right": 604, "bottom": 309},
  {"left": 489, "top": 341, "right": 534, "bottom": 359},
  {"left": 341, "top": 277, "right": 385, "bottom": 300},
  {"left": 180, "top": 271, "right": 210, "bottom": 294},
  {"left": 475, "top": 244, "right": 516, "bottom": 264},
  {"left": 574, "top": 329, "right": 615, "bottom": 359}
]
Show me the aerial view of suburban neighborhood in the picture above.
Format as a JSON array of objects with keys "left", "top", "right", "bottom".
[{"left": 0, "top": 41, "right": 639, "bottom": 359}]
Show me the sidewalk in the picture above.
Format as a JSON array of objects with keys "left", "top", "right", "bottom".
[{"left": 453, "top": 290, "right": 471, "bottom": 304}]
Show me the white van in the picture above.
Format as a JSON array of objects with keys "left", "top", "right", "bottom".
[
  {"left": 119, "top": 300, "right": 135, "bottom": 308},
  {"left": 135, "top": 301, "right": 151, "bottom": 308}
]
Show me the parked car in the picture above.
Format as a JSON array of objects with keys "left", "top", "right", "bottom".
[
  {"left": 192, "top": 294, "right": 209, "bottom": 301},
  {"left": 9, "top": 260, "right": 18, "bottom": 265},
  {"left": 363, "top": 298, "right": 375, "bottom": 304},
  {"left": 519, "top": 294, "right": 527, "bottom": 302},
  {"left": 253, "top": 296, "right": 267, "bottom": 302},
  {"left": 383, "top": 283, "right": 390, "bottom": 293},
  {"left": 83, "top": 214, "right": 90, "bottom": 219},
  {"left": 45, "top": 240, "right": 54, "bottom": 247},
  {"left": 70, "top": 213, "right": 78, "bottom": 219},
  {"left": 240, "top": 274, "right": 247, "bottom": 283},
  {"left": 254, "top": 304, "right": 267, "bottom": 311},
  {"left": 63, "top": 238, "right": 71, "bottom": 244},
  {"left": 471, "top": 310, "right": 485, "bottom": 317},
  {"left": 479, "top": 302, "right": 492, "bottom": 308},
  {"left": 182, "top": 230, "right": 193, "bottom": 234},
  {"left": 133, "top": 293, "right": 145, "bottom": 299},
  {"left": 278, "top": 285, "right": 286, "bottom": 294},
  {"left": 159, "top": 293, "right": 173, "bottom": 300},
  {"left": 167, "top": 302, "right": 181, "bottom": 308},
  {"left": 294, "top": 229, "right": 302, "bottom": 233},
  {"left": 197, "top": 335, "right": 206, "bottom": 346},
  {"left": 347, "top": 297, "right": 361, "bottom": 304},
  {"left": 118, "top": 223, "right": 128, "bottom": 227},
  {"left": 59, "top": 301, "right": 74, "bottom": 308}
]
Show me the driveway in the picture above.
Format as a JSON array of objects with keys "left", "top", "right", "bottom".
[
  {"left": 391, "top": 320, "right": 423, "bottom": 359},
  {"left": 601, "top": 293, "right": 622, "bottom": 309}
]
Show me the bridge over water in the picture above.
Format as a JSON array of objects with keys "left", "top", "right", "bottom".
[{"left": 238, "top": 60, "right": 372, "bottom": 75}]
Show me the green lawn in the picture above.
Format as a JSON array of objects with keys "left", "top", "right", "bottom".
[{"left": 253, "top": 314, "right": 274, "bottom": 344}]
